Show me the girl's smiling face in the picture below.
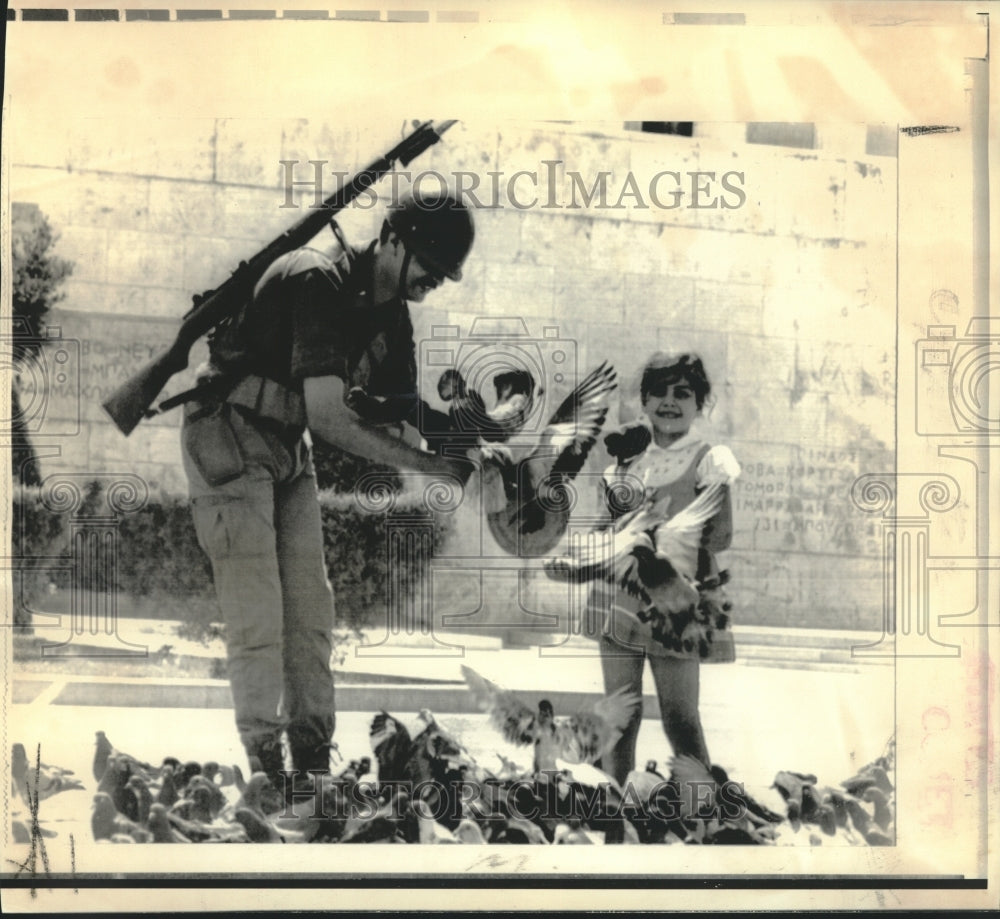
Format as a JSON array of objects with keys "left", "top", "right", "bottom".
[{"left": 643, "top": 377, "right": 700, "bottom": 445}]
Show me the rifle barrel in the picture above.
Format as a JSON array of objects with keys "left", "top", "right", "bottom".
[{"left": 102, "top": 120, "right": 454, "bottom": 436}]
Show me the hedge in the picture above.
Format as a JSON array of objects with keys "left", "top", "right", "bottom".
[{"left": 10, "top": 481, "right": 452, "bottom": 639}]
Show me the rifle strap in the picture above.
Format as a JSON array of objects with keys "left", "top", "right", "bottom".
[{"left": 151, "top": 375, "right": 239, "bottom": 416}]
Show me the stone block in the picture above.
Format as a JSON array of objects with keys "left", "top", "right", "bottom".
[
  {"left": 623, "top": 273, "right": 696, "bottom": 329},
  {"left": 216, "top": 185, "right": 290, "bottom": 241},
  {"left": 415, "top": 120, "right": 501, "bottom": 187},
  {"left": 843, "top": 157, "right": 896, "bottom": 244},
  {"left": 482, "top": 264, "right": 554, "bottom": 317},
  {"left": 148, "top": 179, "right": 222, "bottom": 237},
  {"left": 11, "top": 166, "right": 74, "bottom": 226},
  {"left": 824, "top": 394, "right": 895, "bottom": 453},
  {"left": 497, "top": 125, "right": 632, "bottom": 214},
  {"left": 515, "top": 211, "right": 594, "bottom": 270},
  {"left": 726, "top": 331, "right": 797, "bottom": 391},
  {"left": 621, "top": 131, "right": 699, "bottom": 227},
  {"left": 553, "top": 269, "right": 625, "bottom": 326},
  {"left": 59, "top": 173, "right": 150, "bottom": 232},
  {"left": 53, "top": 226, "right": 108, "bottom": 284},
  {"left": 773, "top": 154, "right": 847, "bottom": 242},
  {"left": 485, "top": 208, "right": 529, "bottom": 264},
  {"left": 694, "top": 280, "right": 764, "bottom": 335},
  {"left": 106, "top": 230, "right": 187, "bottom": 288},
  {"left": 215, "top": 118, "right": 285, "bottom": 188},
  {"left": 279, "top": 119, "right": 362, "bottom": 179},
  {"left": 182, "top": 235, "right": 262, "bottom": 295},
  {"left": 418, "top": 262, "right": 486, "bottom": 318},
  {"left": 60, "top": 281, "right": 146, "bottom": 318},
  {"left": 67, "top": 118, "right": 215, "bottom": 182}
]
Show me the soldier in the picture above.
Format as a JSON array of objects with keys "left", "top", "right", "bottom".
[{"left": 180, "top": 189, "right": 475, "bottom": 787}]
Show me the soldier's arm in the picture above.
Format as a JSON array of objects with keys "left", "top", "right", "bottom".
[{"left": 304, "top": 375, "right": 470, "bottom": 477}]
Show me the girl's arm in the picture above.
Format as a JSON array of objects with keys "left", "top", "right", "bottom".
[{"left": 697, "top": 445, "right": 741, "bottom": 552}]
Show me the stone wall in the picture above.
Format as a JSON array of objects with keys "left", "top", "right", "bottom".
[{"left": 11, "top": 117, "right": 896, "bottom": 631}]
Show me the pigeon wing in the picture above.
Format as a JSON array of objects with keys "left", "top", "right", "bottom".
[
  {"left": 557, "top": 686, "right": 641, "bottom": 763},
  {"left": 652, "top": 482, "right": 727, "bottom": 581},
  {"left": 461, "top": 665, "right": 538, "bottom": 747},
  {"left": 541, "top": 362, "right": 617, "bottom": 481},
  {"left": 544, "top": 503, "right": 657, "bottom": 586},
  {"left": 369, "top": 711, "right": 414, "bottom": 783}
]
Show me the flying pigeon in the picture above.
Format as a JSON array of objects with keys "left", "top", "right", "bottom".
[
  {"left": 461, "top": 664, "right": 639, "bottom": 774},
  {"left": 544, "top": 480, "right": 728, "bottom": 626},
  {"left": 485, "top": 361, "right": 618, "bottom": 557},
  {"left": 433, "top": 367, "right": 539, "bottom": 445}
]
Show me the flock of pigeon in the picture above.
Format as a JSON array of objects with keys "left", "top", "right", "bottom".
[{"left": 11, "top": 669, "right": 895, "bottom": 847}]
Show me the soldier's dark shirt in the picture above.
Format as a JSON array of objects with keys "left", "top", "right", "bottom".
[{"left": 212, "top": 243, "right": 418, "bottom": 401}]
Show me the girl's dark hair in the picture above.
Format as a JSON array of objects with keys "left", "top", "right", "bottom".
[{"left": 640, "top": 351, "right": 712, "bottom": 409}]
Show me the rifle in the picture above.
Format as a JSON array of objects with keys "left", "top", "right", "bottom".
[{"left": 102, "top": 120, "right": 457, "bottom": 436}]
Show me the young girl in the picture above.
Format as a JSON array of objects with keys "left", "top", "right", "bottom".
[{"left": 592, "top": 351, "right": 740, "bottom": 785}]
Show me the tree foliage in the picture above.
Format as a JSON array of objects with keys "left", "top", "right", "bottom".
[{"left": 9, "top": 203, "right": 74, "bottom": 484}]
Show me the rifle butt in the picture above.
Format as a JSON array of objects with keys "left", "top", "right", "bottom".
[{"left": 101, "top": 349, "right": 187, "bottom": 436}]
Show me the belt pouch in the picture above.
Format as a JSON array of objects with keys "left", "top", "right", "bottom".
[{"left": 183, "top": 401, "right": 246, "bottom": 486}]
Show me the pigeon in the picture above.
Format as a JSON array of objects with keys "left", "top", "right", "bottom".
[
  {"left": 171, "top": 783, "right": 216, "bottom": 825},
  {"left": 554, "top": 758, "right": 620, "bottom": 793},
  {"left": 494, "top": 815, "right": 550, "bottom": 845},
  {"left": 97, "top": 755, "right": 138, "bottom": 815},
  {"left": 486, "top": 362, "right": 618, "bottom": 556},
  {"left": 121, "top": 775, "right": 154, "bottom": 826},
  {"left": 669, "top": 754, "right": 723, "bottom": 823},
  {"left": 841, "top": 763, "right": 893, "bottom": 797},
  {"left": 12, "top": 743, "right": 84, "bottom": 804},
  {"left": 863, "top": 786, "right": 893, "bottom": 829},
  {"left": 603, "top": 419, "right": 653, "bottom": 465},
  {"left": 233, "top": 807, "right": 284, "bottom": 844},
  {"left": 621, "top": 766, "right": 680, "bottom": 844},
  {"left": 185, "top": 774, "right": 228, "bottom": 820},
  {"left": 453, "top": 818, "right": 487, "bottom": 845},
  {"left": 11, "top": 819, "right": 58, "bottom": 843},
  {"left": 339, "top": 789, "right": 409, "bottom": 844},
  {"left": 178, "top": 761, "right": 203, "bottom": 790},
  {"left": 411, "top": 709, "right": 478, "bottom": 774},
  {"left": 369, "top": 711, "right": 421, "bottom": 786},
  {"left": 92, "top": 792, "right": 144, "bottom": 842},
  {"left": 147, "top": 803, "right": 193, "bottom": 843},
  {"left": 545, "top": 480, "right": 728, "bottom": 617},
  {"left": 462, "top": 664, "right": 639, "bottom": 774},
  {"left": 93, "top": 731, "right": 154, "bottom": 784},
  {"left": 156, "top": 765, "right": 180, "bottom": 808},
  {"left": 494, "top": 753, "right": 527, "bottom": 781},
  {"left": 437, "top": 368, "right": 538, "bottom": 444},
  {"left": 236, "top": 772, "right": 286, "bottom": 818},
  {"left": 413, "top": 800, "right": 459, "bottom": 844},
  {"left": 554, "top": 819, "right": 594, "bottom": 844}
]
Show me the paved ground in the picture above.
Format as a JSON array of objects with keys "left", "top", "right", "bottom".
[
  {"left": 7, "top": 612, "right": 894, "bottom": 864},
  {"left": 6, "top": 649, "right": 894, "bottom": 865}
]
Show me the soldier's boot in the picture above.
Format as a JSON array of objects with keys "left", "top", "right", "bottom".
[
  {"left": 285, "top": 729, "right": 333, "bottom": 805},
  {"left": 245, "top": 736, "right": 288, "bottom": 805}
]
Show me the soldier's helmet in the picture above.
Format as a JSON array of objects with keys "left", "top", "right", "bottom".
[{"left": 386, "top": 189, "right": 475, "bottom": 282}]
